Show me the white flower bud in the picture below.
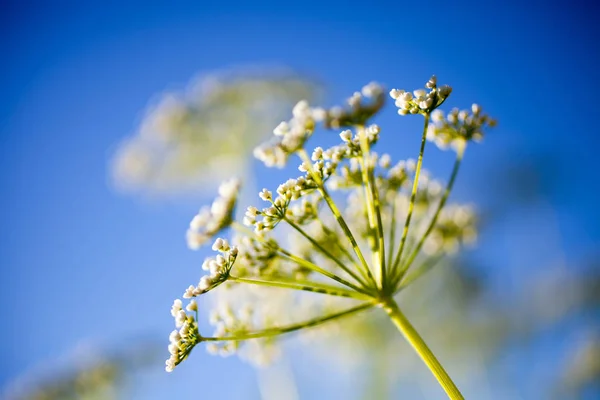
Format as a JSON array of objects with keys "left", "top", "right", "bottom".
[
  {"left": 198, "top": 275, "right": 212, "bottom": 291},
  {"left": 259, "top": 189, "right": 272, "bottom": 201},
  {"left": 186, "top": 300, "right": 198, "bottom": 312},
  {"left": 339, "top": 130, "right": 352, "bottom": 142},
  {"left": 273, "top": 121, "right": 289, "bottom": 136}
]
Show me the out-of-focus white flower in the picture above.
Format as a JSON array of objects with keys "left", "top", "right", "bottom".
[{"left": 111, "top": 67, "right": 318, "bottom": 197}]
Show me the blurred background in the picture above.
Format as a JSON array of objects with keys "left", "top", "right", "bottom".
[{"left": 1, "top": 1, "right": 599, "bottom": 399}]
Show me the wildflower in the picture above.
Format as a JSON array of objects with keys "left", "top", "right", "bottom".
[
  {"left": 164, "top": 77, "right": 495, "bottom": 400},
  {"left": 427, "top": 104, "right": 497, "bottom": 151},
  {"left": 390, "top": 75, "right": 452, "bottom": 115},
  {"left": 186, "top": 179, "right": 240, "bottom": 250}
]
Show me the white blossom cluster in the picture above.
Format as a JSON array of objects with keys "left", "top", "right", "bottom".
[
  {"left": 166, "top": 299, "right": 201, "bottom": 372},
  {"left": 428, "top": 104, "right": 497, "bottom": 151},
  {"left": 186, "top": 179, "right": 241, "bottom": 250},
  {"left": 165, "top": 76, "right": 497, "bottom": 375},
  {"left": 253, "top": 100, "right": 326, "bottom": 168},
  {"left": 182, "top": 239, "right": 239, "bottom": 298},
  {"left": 111, "top": 68, "right": 318, "bottom": 196},
  {"left": 423, "top": 205, "right": 477, "bottom": 255},
  {"left": 324, "top": 82, "right": 385, "bottom": 129},
  {"left": 390, "top": 75, "right": 452, "bottom": 115},
  {"left": 230, "top": 235, "right": 279, "bottom": 277}
]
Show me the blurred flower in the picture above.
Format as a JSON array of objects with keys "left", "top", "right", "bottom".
[{"left": 110, "top": 66, "right": 319, "bottom": 197}]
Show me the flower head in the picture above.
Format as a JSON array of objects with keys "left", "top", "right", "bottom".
[{"left": 390, "top": 75, "right": 452, "bottom": 115}]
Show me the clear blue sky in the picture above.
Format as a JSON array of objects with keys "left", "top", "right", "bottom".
[{"left": 1, "top": 1, "right": 599, "bottom": 398}]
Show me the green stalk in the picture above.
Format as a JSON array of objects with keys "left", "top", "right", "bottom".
[
  {"left": 297, "top": 150, "right": 376, "bottom": 287},
  {"left": 276, "top": 247, "right": 371, "bottom": 295},
  {"left": 230, "top": 276, "right": 372, "bottom": 301},
  {"left": 232, "top": 222, "right": 368, "bottom": 294},
  {"left": 394, "top": 147, "right": 464, "bottom": 286},
  {"left": 284, "top": 217, "right": 370, "bottom": 289},
  {"left": 370, "top": 169, "right": 386, "bottom": 286},
  {"left": 357, "top": 125, "right": 383, "bottom": 287},
  {"left": 318, "top": 220, "right": 357, "bottom": 264},
  {"left": 381, "top": 297, "right": 464, "bottom": 400},
  {"left": 394, "top": 256, "right": 442, "bottom": 293},
  {"left": 389, "top": 113, "right": 430, "bottom": 280},
  {"left": 392, "top": 147, "right": 464, "bottom": 288},
  {"left": 202, "top": 302, "right": 374, "bottom": 342}
]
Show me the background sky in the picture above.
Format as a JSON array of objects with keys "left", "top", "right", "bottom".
[{"left": 1, "top": 1, "right": 599, "bottom": 399}]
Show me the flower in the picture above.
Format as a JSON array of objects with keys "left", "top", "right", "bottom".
[
  {"left": 186, "top": 179, "right": 241, "bottom": 250},
  {"left": 427, "top": 104, "right": 497, "bottom": 151},
  {"left": 111, "top": 67, "right": 318, "bottom": 197},
  {"left": 389, "top": 75, "right": 452, "bottom": 115}
]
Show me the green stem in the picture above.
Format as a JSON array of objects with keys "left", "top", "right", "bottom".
[
  {"left": 393, "top": 148, "right": 464, "bottom": 287},
  {"left": 370, "top": 169, "right": 386, "bottom": 287},
  {"left": 390, "top": 113, "right": 430, "bottom": 281},
  {"left": 284, "top": 217, "right": 370, "bottom": 289},
  {"left": 357, "top": 126, "right": 383, "bottom": 287},
  {"left": 230, "top": 276, "right": 372, "bottom": 300},
  {"left": 318, "top": 220, "right": 357, "bottom": 264},
  {"left": 297, "top": 150, "right": 376, "bottom": 287},
  {"left": 231, "top": 222, "right": 368, "bottom": 294},
  {"left": 381, "top": 297, "right": 464, "bottom": 400},
  {"left": 202, "top": 302, "right": 374, "bottom": 342},
  {"left": 394, "top": 256, "right": 443, "bottom": 294},
  {"left": 276, "top": 247, "right": 370, "bottom": 295},
  {"left": 386, "top": 193, "right": 397, "bottom": 277}
]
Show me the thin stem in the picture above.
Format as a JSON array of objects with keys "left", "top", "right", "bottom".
[
  {"left": 389, "top": 113, "right": 430, "bottom": 281},
  {"left": 284, "top": 217, "right": 370, "bottom": 289},
  {"left": 394, "top": 256, "right": 443, "bottom": 294},
  {"left": 357, "top": 126, "right": 382, "bottom": 287},
  {"left": 386, "top": 193, "right": 397, "bottom": 284},
  {"left": 393, "top": 148, "right": 464, "bottom": 288},
  {"left": 276, "top": 247, "right": 370, "bottom": 295},
  {"left": 230, "top": 276, "right": 372, "bottom": 301},
  {"left": 318, "top": 219, "right": 357, "bottom": 264},
  {"left": 232, "top": 222, "right": 367, "bottom": 294},
  {"left": 202, "top": 302, "right": 374, "bottom": 342},
  {"left": 297, "top": 150, "right": 376, "bottom": 287},
  {"left": 381, "top": 297, "right": 464, "bottom": 400},
  {"left": 370, "top": 168, "right": 386, "bottom": 287}
]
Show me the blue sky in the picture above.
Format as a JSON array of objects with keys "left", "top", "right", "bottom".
[{"left": 1, "top": 1, "right": 599, "bottom": 398}]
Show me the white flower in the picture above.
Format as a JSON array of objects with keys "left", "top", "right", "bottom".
[
  {"left": 199, "top": 275, "right": 212, "bottom": 291},
  {"left": 169, "top": 330, "right": 181, "bottom": 343},
  {"left": 183, "top": 285, "right": 196, "bottom": 298},
  {"left": 171, "top": 299, "right": 183, "bottom": 317},
  {"left": 111, "top": 68, "right": 318, "bottom": 197},
  {"left": 259, "top": 189, "right": 272, "bottom": 201},
  {"left": 186, "top": 179, "right": 240, "bottom": 250},
  {"left": 273, "top": 121, "right": 290, "bottom": 136},
  {"left": 186, "top": 300, "right": 198, "bottom": 312},
  {"left": 361, "top": 82, "right": 383, "bottom": 98},
  {"left": 348, "top": 92, "right": 362, "bottom": 108},
  {"left": 339, "top": 130, "right": 352, "bottom": 142}
]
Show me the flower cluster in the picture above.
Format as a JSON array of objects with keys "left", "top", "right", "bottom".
[
  {"left": 111, "top": 68, "right": 318, "bottom": 196},
  {"left": 183, "top": 239, "right": 239, "bottom": 297},
  {"left": 186, "top": 179, "right": 240, "bottom": 250},
  {"left": 323, "top": 82, "right": 385, "bottom": 129},
  {"left": 253, "top": 100, "right": 325, "bottom": 168},
  {"left": 423, "top": 205, "right": 477, "bottom": 255},
  {"left": 166, "top": 299, "right": 201, "bottom": 372},
  {"left": 428, "top": 104, "right": 497, "bottom": 151},
  {"left": 389, "top": 75, "right": 452, "bottom": 115},
  {"left": 164, "top": 74, "right": 496, "bottom": 398}
]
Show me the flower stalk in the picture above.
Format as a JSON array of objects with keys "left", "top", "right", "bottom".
[{"left": 381, "top": 297, "right": 465, "bottom": 400}]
